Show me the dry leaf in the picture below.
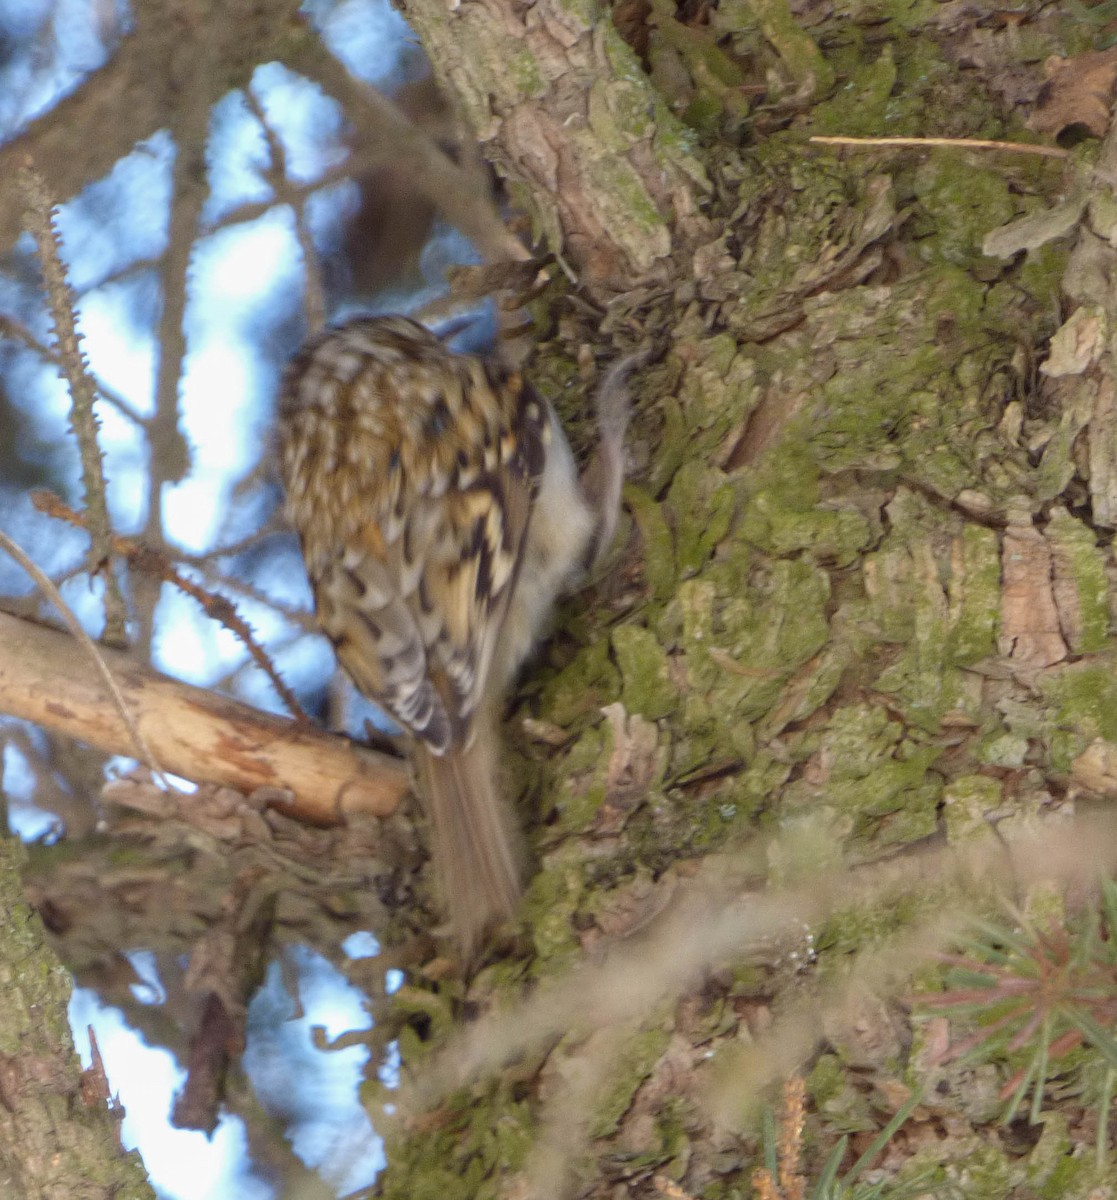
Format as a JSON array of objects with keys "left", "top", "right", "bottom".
[
  {"left": 600, "top": 702, "right": 659, "bottom": 805},
  {"left": 1028, "top": 49, "right": 1117, "bottom": 139},
  {"left": 1087, "top": 377, "right": 1117, "bottom": 528},
  {"left": 983, "top": 192, "right": 1088, "bottom": 260},
  {"left": 1071, "top": 739, "right": 1117, "bottom": 796},
  {"left": 1040, "top": 305, "right": 1106, "bottom": 378}
]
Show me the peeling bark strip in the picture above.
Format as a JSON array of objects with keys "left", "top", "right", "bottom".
[
  {"left": 0, "top": 611, "right": 408, "bottom": 822},
  {"left": 998, "top": 509, "right": 1067, "bottom": 669},
  {"left": 396, "top": 0, "right": 708, "bottom": 289}
]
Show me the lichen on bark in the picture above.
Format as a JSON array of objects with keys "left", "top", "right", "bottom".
[
  {"left": 0, "top": 834, "right": 154, "bottom": 1199},
  {"left": 370, "top": 0, "right": 1117, "bottom": 1194}
]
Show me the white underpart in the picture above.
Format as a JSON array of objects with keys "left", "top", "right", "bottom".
[{"left": 493, "top": 403, "right": 594, "bottom": 692}]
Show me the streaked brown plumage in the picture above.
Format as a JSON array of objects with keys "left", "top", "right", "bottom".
[{"left": 278, "top": 316, "right": 598, "bottom": 956}]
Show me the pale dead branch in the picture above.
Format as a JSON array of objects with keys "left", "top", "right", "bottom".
[{"left": 0, "top": 609, "right": 408, "bottom": 822}]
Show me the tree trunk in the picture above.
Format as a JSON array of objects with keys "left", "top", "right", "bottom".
[
  {"left": 396, "top": 0, "right": 710, "bottom": 292},
  {"left": 370, "top": 1, "right": 1112, "bottom": 1196},
  {"left": 0, "top": 833, "right": 155, "bottom": 1198}
]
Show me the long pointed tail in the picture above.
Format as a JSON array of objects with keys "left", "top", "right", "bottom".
[{"left": 413, "top": 723, "right": 523, "bottom": 958}]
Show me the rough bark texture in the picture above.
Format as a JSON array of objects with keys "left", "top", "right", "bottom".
[
  {"left": 363, "top": 3, "right": 1117, "bottom": 1198},
  {"left": 396, "top": 0, "right": 710, "bottom": 291},
  {"left": 4, "top": 0, "right": 1116, "bottom": 1195},
  {"left": 0, "top": 834, "right": 154, "bottom": 1199}
]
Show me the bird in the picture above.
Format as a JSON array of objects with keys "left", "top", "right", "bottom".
[{"left": 277, "top": 315, "right": 623, "bottom": 958}]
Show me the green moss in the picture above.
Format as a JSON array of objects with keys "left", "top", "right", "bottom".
[
  {"left": 379, "top": 1093, "right": 535, "bottom": 1200},
  {"left": 975, "top": 730, "right": 1028, "bottom": 770},
  {"left": 613, "top": 624, "right": 677, "bottom": 720},
  {"left": 1027, "top": 1110, "right": 1101, "bottom": 1199},
  {"left": 814, "top": 885, "right": 931, "bottom": 958},
  {"left": 1039, "top": 661, "right": 1117, "bottom": 761},
  {"left": 739, "top": 439, "right": 874, "bottom": 565},
  {"left": 549, "top": 725, "right": 608, "bottom": 832},
  {"left": 674, "top": 335, "right": 763, "bottom": 464},
  {"left": 858, "top": 490, "right": 999, "bottom": 729},
  {"left": 724, "top": 145, "right": 897, "bottom": 343},
  {"left": 666, "top": 460, "right": 736, "bottom": 577},
  {"left": 791, "top": 268, "right": 1041, "bottom": 513},
  {"left": 942, "top": 774, "right": 1002, "bottom": 845},
  {"left": 1045, "top": 508, "right": 1110, "bottom": 654},
  {"left": 590, "top": 1023, "right": 672, "bottom": 1137},
  {"left": 910, "top": 154, "right": 1017, "bottom": 268},
  {"left": 652, "top": 1095, "right": 694, "bottom": 1171},
  {"left": 1018, "top": 240, "right": 1073, "bottom": 315},
  {"left": 781, "top": 705, "right": 941, "bottom": 849},
  {"left": 812, "top": 1063, "right": 877, "bottom": 1133},
  {"left": 625, "top": 484, "right": 677, "bottom": 603},
  {"left": 758, "top": 621, "right": 869, "bottom": 739},
  {"left": 507, "top": 47, "right": 545, "bottom": 97},
  {"left": 719, "top": 752, "right": 791, "bottom": 815},
  {"left": 574, "top": 130, "right": 671, "bottom": 265},
  {"left": 953, "top": 523, "right": 1000, "bottom": 664},
  {"left": 679, "top": 558, "right": 830, "bottom": 761},
  {"left": 524, "top": 845, "right": 590, "bottom": 968},
  {"left": 540, "top": 639, "right": 621, "bottom": 729},
  {"left": 809, "top": 46, "right": 897, "bottom": 136}
]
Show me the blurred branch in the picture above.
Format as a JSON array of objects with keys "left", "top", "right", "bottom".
[
  {"left": 408, "top": 818, "right": 1117, "bottom": 1109},
  {"left": 245, "top": 85, "right": 327, "bottom": 335},
  {"left": 18, "top": 165, "right": 129, "bottom": 645},
  {"left": 287, "top": 35, "right": 529, "bottom": 266},
  {"left": 34, "top": 490, "right": 309, "bottom": 720},
  {"left": 173, "top": 867, "right": 277, "bottom": 1132},
  {"left": 0, "top": 0, "right": 305, "bottom": 258},
  {"left": 0, "top": 609, "right": 409, "bottom": 822},
  {"left": 146, "top": 63, "right": 211, "bottom": 515},
  {"left": 0, "top": 314, "right": 150, "bottom": 427}
]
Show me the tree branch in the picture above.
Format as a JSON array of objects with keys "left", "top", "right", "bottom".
[
  {"left": 287, "top": 35, "right": 529, "bottom": 266},
  {"left": 0, "top": 0, "right": 306, "bottom": 258},
  {"left": 0, "top": 610, "right": 408, "bottom": 823}
]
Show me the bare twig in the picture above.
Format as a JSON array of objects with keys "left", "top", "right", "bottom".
[
  {"left": 245, "top": 85, "right": 327, "bottom": 335},
  {"left": 809, "top": 135, "right": 1072, "bottom": 160},
  {"left": 138, "top": 59, "right": 216, "bottom": 652},
  {"left": 0, "top": 314, "right": 149, "bottom": 427},
  {"left": 18, "top": 164, "right": 129, "bottom": 645},
  {"left": 287, "top": 36, "right": 528, "bottom": 266}
]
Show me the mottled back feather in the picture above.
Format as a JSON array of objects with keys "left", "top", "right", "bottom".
[{"left": 278, "top": 317, "right": 548, "bottom": 754}]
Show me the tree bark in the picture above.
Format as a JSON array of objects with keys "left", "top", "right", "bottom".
[
  {"left": 396, "top": 0, "right": 710, "bottom": 292},
  {"left": 1, "top": 0, "right": 1109, "bottom": 1194},
  {"left": 367, "top": 2, "right": 1114, "bottom": 1197},
  {"left": 0, "top": 833, "right": 155, "bottom": 1199}
]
